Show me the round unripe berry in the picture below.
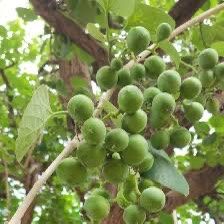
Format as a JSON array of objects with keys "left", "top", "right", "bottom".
[
  {"left": 180, "top": 77, "right": 202, "bottom": 99},
  {"left": 152, "top": 92, "right": 176, "bottom": 114},
  {"left": 96, "top": 66, "right": 118, "bottom": 90},
  {"left": 77, "top": 141, "right": 106, "bottom": 168},
  {"left": 198, "top": 48, "right": 218, "bottom": 69},
  {"left": 127, "top": 26, "right": 151, "bottom": 55},
  {"left": 199, "top": 70, "right": 215, "bottom": 88},
  {"left": 144, "top": 55, "right": 166, "bottom": 79},
  {"left": 118, "top": 85, "right": 143, "bottom": 114},
  {"left": 138, "top": 179, "right": 154, "bottom": 192},
  {"left": 122, "top": 134, "right": 148, "bottom": 166},
  {"left": 123, "top": 205, "right": 146, "bottom": 224},
  {"left": 122, "top": 109, "right": 147, "bottom": 134},
  {"left": 139, "top": 187, "right": 166, "bottom": 213},
  {"left": 105, "top": 128, "right": 129, "bottom": 152},
  {"left": 206, "top": 98, "right": 220, "bottom": 114},
  {"left": 82, "top": 118, "right": 106, "bottom": 145},
  {"left": 183, "top": 101, "right": 204, "bottom": 123},
  {"left": 143, "top": 87, "right": 161, "bottom": 105},
  {"left": 170, "top": 127, "right": 191, "bottom": 148},
  {"left": 92, "top": 188, "right": 111, "bottom": 199},
  {"left": 130, "top": 63, "right": 145, "bottom": 81},
  {"left": 150, "top": 112, "right": 171, "bottom": 129},
  {"left": 157, "top": 70, "right": 181, "bottom": 94},
  {"left": 214, "top": 63, "right": 224, "bottom": 80},
  {"left": 56, "top": 157, "right": 87, "bottom": 186},
  {"left": 150, "top": 130, "right": 170, "bottom": 150},
  {"left": 110, "top": 58, "right": 123, "bottom": 71},
  {"left": 117, "top": 68, "right": 132, "bottom": 87},
  {"left": 156, "top": 23, "right": 172, "bottom": 42},
  {"left": 138, "top": 153, "right": 154, "bottom": 173},
  {"left": 84, "top": 195, "right": 110, "bottom": 221},
  {"left": 103, "top": 159, "right": 129, "bottom": 184},
  {"left": 67, "top": 94, "right": 94, "bottom": 123}
]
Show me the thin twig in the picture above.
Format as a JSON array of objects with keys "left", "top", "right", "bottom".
[{"left": 8, "top": 3, "right": 224, "bottom": 223}]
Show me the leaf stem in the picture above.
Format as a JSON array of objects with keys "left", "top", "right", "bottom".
[{"left": 180, "top": 60, "right": 197, "bottom": 73}]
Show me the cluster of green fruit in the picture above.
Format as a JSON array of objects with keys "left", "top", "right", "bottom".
[{"left": 55, "top": 23, "right": 224, "bottom": 224}]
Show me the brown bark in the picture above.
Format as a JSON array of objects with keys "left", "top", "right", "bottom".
[{"left": 30, "top": 0, "right": 108, "bottom": 67}]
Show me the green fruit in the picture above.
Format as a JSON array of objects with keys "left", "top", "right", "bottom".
[
  {"left": 156, "top": 22, "right": 172, "bottom": 42},
  {"left": 183, "top": 101, "right": 204, "bottom": 123},
  {"left": 122, "top": 134, "right": 148, "bottom": 166},
  {"left": 194, "top": 94, "right": 206, "bottom": 106},
  {"left": 56, "top": 157, "right": 87, "bottom": 186},
  {"left": 84, "top": 195, "right": 110, "bottom": 221},
  {"left": 127, "top": 26, "right": 151, "bottom": 55},
  {"left": 103, "top": 159, "right": 129, "bottom": 184},
  {"left": 111, "top": 58, "right": 123, "bottom": 71},
  {"left": 138, "top": 179, "right": 154, "bottom": 192},
  {"left": 105, "top": 128, "right": 129, "bottom": 152},
  {"left": 96, "top": 66, "right": 118, "bottom": 90},
  {"left": 82, "top": 118, "right": 106, "bottom": 145},
  {"left": 117, "top": 68, "right": 132, "bottom": 87},
  {"left": 150, "top": 130, "right": 170, "bottom": 150},
  {"left": 180, "top": 77, "right": 202, "bottom": 99},
  {"left": 214, "top": 63, "right": 224, "bottom": 80},
  {"left": 130, "top": 63, "right": 146, "bottom": 81},
  {"left": 199, "top": 70, "right": 215, "bottom": 87},
  {"left": 152, "top": 92, "right": 176, "bottom": 114},
  {"left": 67, "top": 94, "right": 94, "bottom": 123},
  {"left": 77, "top": 141, "right": 106, "bottom": 168},
  {"left": 118, "top": 85, "right": 143, "bottom": 114},
  {"left": 206, "top": 98, "right": 220, "bottom": 114},
  {"left": 144, "top": 56, "right": 166, "bottom": 79},
  {"left": 170, "top": 127, "right": 191, "bottom": 148},
  {"left": 157, "top": 70, "right": 181, "bottom": 94},
  {"left": 122, "top": 109, "right": 147, "bottom": 134},
  {"left": 198, "top": 48, "right": 218, "bottom": 69},
  {"left": 123, "top": 205, "right": 146, "bottom": 224},
  {"left": 139, "top": 187, "right": 165, "bottom": 213},
  {"left": 92, "top": 188, "right": 111, "bottom": 199},
  {"left": 143, "top": 87, "right": 161, "bottom": 105},
  {"left": 150, "top": 112, "right": 171, "bottom": 129},
  {"left": 138, "top": 153, "right": 154, "bottom": 173}
]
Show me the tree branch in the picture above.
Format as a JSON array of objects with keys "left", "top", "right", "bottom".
[
  {"left": 30, "top": 0, "right": 108, "bottom": 67},
  {"left": 8, "top": 4, "right": 224, "bottom": 224}
]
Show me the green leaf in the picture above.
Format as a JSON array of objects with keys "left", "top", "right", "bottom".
[
  {"left": 159, "top": 40, "right": 180, "bottom": 68},
  {"left": 16, "top": 85, "right": 52, "bottom": 162},
  {"left": 194, "top": 122, "right": 210, "bottom": 137},
  {"left": 127, "top": 4, "right": 175, "bottom": 35},
  {"left": 209, "top": 115, "right": 224, "bottom": 133},
  {"left": 0, "top": 25, "right": 7, "bottom": 37},
  {"left": 149, "top": 146, "right": 171, "bottom": 162},
  {"left": 86, "top": 23, "right": 106, "bottom": 42},
  {"left": 16, "top": 7, "right": 37, "bottom": 22},
  {"left": 110, "top": 0, "right": 136, "bottom": 17},
  {"left": 211, "top": 41, "right": 224, "bottom": 56},
  {"left": 190, "top": 156, "right": 206, "bottom": 170},
  {"left": 142, "top": 151, "right": 189, "bottom": 196}
]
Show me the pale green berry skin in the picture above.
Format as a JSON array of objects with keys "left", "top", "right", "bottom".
[
  {"left": 139, "top": 187, "right": 166, "bottom": 213},
  {"left": 77, "top": 141, "right": 106, "bottom": 168},
  {"left": 56, "top": 157, "right": 87, "bottom": 186},
  {"left": 67, "top": 94, "right": 94, "bottom": 123},
  {"left": 111, "top": 58, "right": 123, "bottom": 71},
  {"left": 199, "top": 70, "right": 215, "bottom": 88},
  {"left": 82, "top": 118, "right": 106, "bottom": 145},
  {"left": 103, "top": 159, "right": 129, "bottom": 184},
  {"left": 198, "top": 48, "right": 218, "bottom": 69},
  {"left": 183, "top": 101, "right": 204, "bottom": 123},
  {"left": 122, "top": 134, "right": 148, "bottom": 166},
  {"left": 206, "top": 98, "right": 220, "bottom": 114},
  {"left": 105, "top": 128, "right": 129, "bottom": 152},
  {"left": 156, "top": 22, "right": 172, "bottom": 42},
  {"left": 84, "top": 195, "right": 110, "bottom": 221},
  {"left": 123, "top": 205, "right": 146, "bottom": 224},
  {"left": 170, "top": 127, "right": 191, "bottom": 148},
  {"left": 118, "top": 85, "right": 143, "bottom": 114},
  {"left": 138, "top": 153, "right": 154, "bottom": 173},
  {"left": 157, "top": 70, "right": 181, "bottom": 94},
  {"left": 180, "top": 77, "right": 202, "bottom": 99},
  {"left": 117, "top": 68, "right": 132, "bottom": 87},
  {"left": 130, "top": 63, "right": 146, "bottom": 81},
  {"left": 214, "top": 63, "right": 224, "bottom": 80},
  {"left": 150, "top": 130, "right": 170, "bottom": 150},
  {"left": 127, "top": 26, "right": 151, "bottom": 55},
  {"left": 144, "top": 55, "right": 166, "bottom": 79},
  {"left": 143, "top": 87, "right": 161, "bottom": 105},
  {"left": 122, "top": 109, "right": 147, "bottom": 134}
]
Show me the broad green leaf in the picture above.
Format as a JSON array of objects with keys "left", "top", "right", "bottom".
[
  {"left": 211, "top": 41, "right": 224, "bottom": 56},
  {"left": 127, "top": 4, "right": 175, "bottom": 35},
  {"left": 142, "top": 151, "right": 189, "bottom": 196},
  {"left": 16, "top": 7, "right": 37, "bottom": 22},
  {"left": 16, "top": 85, "right": 52, "bottom": 162},
  {"left": 202, "top": 132, "right": 217, "bottom": 145},
  {"left": 209, "top": 115, "right": 224, "bottom": 133},
  {"left": 159, "top": 40, "right": 180, "bottom": 68},
  {"left": 194, "top": 121, "right": 210, "bottom": 137},
  {"left": 86, "top": 23, "right": 106, "bottom": 42},
  {"left": 0, "top": 25, "right": 7, "bottom": 37},
  {"left": 190, "top": 156, "right": 206, "bottom": 170},
  {"left": 110, "top": 0, "right": 136, "bottom": 17},
  {"left": 149, "top": 145, "right": 171, "bottom": 162}
]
